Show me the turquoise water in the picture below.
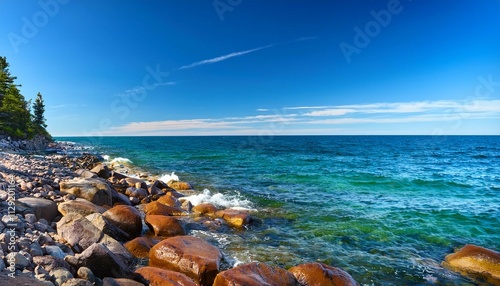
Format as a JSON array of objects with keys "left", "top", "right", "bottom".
[{"left": 57, "top": 136, "right": 500, "bottom": 285}]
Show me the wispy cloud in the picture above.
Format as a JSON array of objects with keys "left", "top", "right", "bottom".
[
  {"left": 179, "top": 44, "right": 274, "bottom": 70},
  {"left": 49, "top": 104, "right": 87, "bottom": 109},
  {"left": 257, "top": 108, "right": 269, "bottom": 112},
  {"left": 101, "top": 99, "right": 500, "bottom": 136}
]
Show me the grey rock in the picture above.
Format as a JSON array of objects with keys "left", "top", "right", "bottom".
[
  {"left": 85, "top": 213, "right": 130, "bottom": 242},
  {"left": 25, "top": 213, "right": 37, "bottom": 224},
  {"left": 59, "top": 178, "right": 113, "bottom": 206},
  {"left": 33, "top": 255, "right": 73, "bottom": 273},
  {"left": 30, "top": 241, "right": 44, "bottom": 257},
  {"left": 6, "top": 252, "right": 30, "bottom": 269},
  {"left": 77, "top": 266, "right": 95, "bottom": 283},
  {"left": 45, "top": 245, "right": 67, "bottom": 259},
  {"left": 51, "top": 267, "right": 74, "bottom": 286},
  {"left": 17, "top": 197, "right": 59, "bottom": 222}
]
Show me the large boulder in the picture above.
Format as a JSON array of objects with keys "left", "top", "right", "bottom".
[
  {"left": 149, "top": 236, "right": 222, "bottom": 286},
  {"left": 91, "top": 164, "right": 111, "bottom": 179},
  {"left": 288, "top": 262, "right": 359, "bottom": 286},
  {"left": 86, "top": 213, "right": 131, "bottom": 242},
  {"left": 102, "top": 205, "right": 143, "bottom": 238},
  {"left": 58, "top": 199, "right": 107, "bottom": 217},
  {"left": 442, "top": 244, "right": 500, "bottom": 285},
  {"left": 213, "top": 262, "right": 298, "bottom": 286},
  {"left": 215, "top": 209, "right": 252, "bottom": 227},
  {"left": 17, "top": 197, "right": 58, "bottom": 222},
  {"left": 135, "top": 266, "right": 197, "bottom": 286},
  {"left": 60, "top": 178, "right": 113, "bottom": 206},
  {"left": 56, "top": 213, "right": 132, "bottom": 263},
  {"left": 145, "top": 215, "right": 185, "bottom": 237},
  {"left": 124, "top": 237, "right": 158, "bottom": 259},
  {"left": 76, "top": 169, "right": 98, "bottom": 179},
  {"left": 144, "top": 201, "right": 186, "bottom": 216},
  {"left": 65, "top": 243, "right": 135, "bottom": 280},
  {"left": 121, "top": 178, "right": 147, "bottom": 190},
  {"left": 157, "top": 194, "right": 181, "bottom": 208}
]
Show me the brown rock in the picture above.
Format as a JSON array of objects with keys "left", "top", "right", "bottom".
[
  {"left": 91, "top": 164, "right": 111, "bottom": 179},
  {"left": 213, "top": 262, "right": 298, "bottom": 286},
  {"left": 102, "top": 277, "right": 145, "bottom": 286},
  {"left": 60, "top": 178, "right": 113, "bottom": 206},
  {"left": 125, "top": 187, "right": 149, "bottom": 199},
  {"left": 215, "top": 209, "right": 252, "bottom": 227},
  {"left": 121, "top": 178, "right": 147, "bottom": 190},
  {"left": 192, "top": 203, "right": 218, "bottom": 217},
  {"left": 135, "top": 266, "right": 196, "bottom": 286},
  {"left": 144, "top": 201, "right": 186, "bottom": 216},
  {"left": 149, "top": 236, "right": 222, "bottom": 286},
  {"left": 145, "top": 215, "right": 185, "bottom": 237},
  {"left": 103, "top": 205, "right": 143, "bottom": 238},
  {"left": 443, "top": 244, "right": 500, "bottom": 285},
  {"left": 17, "top": 197, "right": 58, "bottom": 222},
  {"left": 33, "top": 255, "right": 73, "bottom": 273},
  {"left": 167, "top": 181, "right": 192, "bottom": 191},
  {"left": 157, "top": 194, "right": 181, "bottom": 208},
  {"left": 289, "top": 262, "right": 359, "bottom": 286},
  {"left": 124, "top": 237, "right": 158, "bottom": 259},
  {"left": 76, "top": 169, "right": 98, "bottom": 179},
  {"left": 58, "top": 199, "right": 107, "bottom": 217}
]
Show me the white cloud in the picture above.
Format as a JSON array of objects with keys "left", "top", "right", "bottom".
[{"left": 179, "top": 44, "right": 274, "bottom": 70}]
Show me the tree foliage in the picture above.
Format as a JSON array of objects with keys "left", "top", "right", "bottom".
[{"left": 0, "top": 56, "right": 51, "bottom": 139}]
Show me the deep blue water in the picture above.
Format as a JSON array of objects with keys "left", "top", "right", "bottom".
[{"left": 57, "top": 136, "right": 500, "bottom": 285}]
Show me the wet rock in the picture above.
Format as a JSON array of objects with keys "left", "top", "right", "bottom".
[
  {"left": 58, "top": 199, "right": 107, "bottom": 217},
  {"left": 144, "top": 201, "right": 186, "bottom": 216},
  {"left": 167, "top": 181, "right": 192, "bottom": 191},
  {"left": 145, "top": 215, "right": 185, "bottom": 237},
  {"left": 149, "top": 235, "right": 222, "bottom": 286},
  {"left": 214, "top": 262, "right": 299, "bottom": 286},
  {"left": 51, "top": 267, "right": 74, "bottom": 286},
  {"left": 17, "top": 197, "right": 58, "bottom": 222},
  {"left": 102, "top": 205, "right": 143, "bottom": 238},
  {"left": 289, "top": 262, "right": 359, "bottom": 286},
  {"left": 60, "top": 178, "right": 113, "bottom": 206},
  {"left": 135, "top": 266, "right": 196, "bottom": 286},
  {"left": 156, "top": 194, "right": 181, "bottom": 208},
  {"left": 65, "top": 243, "right": 134, "bottom": 280},
  {"left": 443, "top": 244, "right": 500, "bottom": 285},
  {"left": 215, "top": 209, "right": 252, "bottom": 227},
  {"left": 124, "top": 237, "right": 157, "bottom": 259},
  {"left": 192, "top": 203, "right": 218, "bottom": 217}
]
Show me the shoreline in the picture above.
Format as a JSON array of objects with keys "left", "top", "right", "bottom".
[
  {"left": 0, "top": 143, "right": 362, "bottom": 285},
  {"left": 0, "top": 140, "right": 498, "bottom": 285}
]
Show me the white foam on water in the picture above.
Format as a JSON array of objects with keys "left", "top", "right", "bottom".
[
  {"left": 182, "top": 189, "right": 254, "bottom": 210},
  {"left": 109, "top": 157, "right": 133, "bottom": 164},
  {"left": 159, "top": 172, "right": 179, "bottom": 183},
  {"left": 102, "top": 155, "right": 110, "bottom": 161}
]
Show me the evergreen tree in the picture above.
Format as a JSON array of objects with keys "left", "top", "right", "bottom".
[{"left": 33, "top": 92, "right": 47, "bottom": 131}]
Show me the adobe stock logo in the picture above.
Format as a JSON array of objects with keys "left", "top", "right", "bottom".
[
  {"left": 339, "top": 0, "right": 405, "bottom": 63},
  {"left": 7, "top": 0, "right": 70, "bottom": 53}
]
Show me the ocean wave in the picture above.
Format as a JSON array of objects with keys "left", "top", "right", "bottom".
[
  {"left": 160, "top": 172, "right": 179, "bottom": 182},
  {"left": 108, "top": 157, "right": 133, "bottom": 164},
  {"left": 182, "top": 189, "right": 254, "bottom": 210}
]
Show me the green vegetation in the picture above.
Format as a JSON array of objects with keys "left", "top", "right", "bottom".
[{"left": 0, "top": 56, "right": 51, "bottom": 140}]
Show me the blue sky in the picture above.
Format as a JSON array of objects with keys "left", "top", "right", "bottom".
[{"left": 1, "top": 0, "right": 499, "bottom": 136}]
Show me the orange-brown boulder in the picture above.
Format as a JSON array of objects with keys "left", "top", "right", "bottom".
[
  {"left": 213, "top": 262, "right": 299, "bottom": 286},
  {"left": 289, "top": 262, "right": 359, "bottom": 286},
  {"left": 135, "top": 266, "right": 197, "bottom": 286},
  {"left": 442, "top": 244, "right": 500, "bottom": 285},
  {"left": 157, "top": 194, "right": 181, "bottom": 208},
  {"left": 121, "top": 177, "right": 147, "bottom": 189},
  {"left": 215, "top": 209, "right": 252, "bottom": 227},
  {"left": 145, "top": 215, "right": 185, "bottom": 237},
  {"left": 102, "top": 205, "right": 143, "bottom": 238},
  {"left": 167, "top": 181, "right": 192, "bottom": 191},
  {"left": 144, "top": 201, "right": 186, "bottom": 216},
  {"left": 124, "top": 237, "right": 158, "bottom": 258},
  {"left": 149, "top": 235, "right": 222, "bottom": 286},
  {"left": 192, "top": 203, "right": 218, "bottom": 217}
]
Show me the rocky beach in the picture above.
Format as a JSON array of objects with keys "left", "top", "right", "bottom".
[{"left": 0, "top": 139, "right": 499, "bottom": 286}]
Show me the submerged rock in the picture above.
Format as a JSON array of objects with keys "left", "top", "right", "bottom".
[
  {"left": 443, "top": 244, "right": 500, "bottom": 285},
  {"left": 213, "top": 262, "right": 299, "bottom": 286},
  {"left": 149, "top": 235, "right": 222, "bottom": 286},
  {"left": 192, "top": 203, "right": 218, "bottom": 217},
  {"left": 288, "top": 262, "right": 359, "bottom": 286},
  {"left": 215, "top": 209, "right": 252, "bottom": 227}
]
